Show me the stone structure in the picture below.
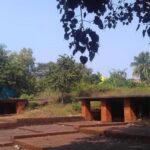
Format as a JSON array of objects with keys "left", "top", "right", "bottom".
[
  {"left": 0, "top": 99, "right": 28, "bottom": 115},
  {"left": 79, "top": 96, "right": 150, "bottom": 122}
]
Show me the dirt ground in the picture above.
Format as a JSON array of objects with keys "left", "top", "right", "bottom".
[
  {"left": 14, "top": 133, "right": 150, "bottom": 150},
  {"left": 0, "top": 119, "right": 149, "bottom": 150}
]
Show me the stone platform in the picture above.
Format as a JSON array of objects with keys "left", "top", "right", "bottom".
[{"left": 0, "top": 119, "right": 150, "bottom": 150}]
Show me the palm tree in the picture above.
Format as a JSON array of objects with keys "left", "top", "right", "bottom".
[{"left": 131, "top": 51, "right": 150, "bottom": 81}]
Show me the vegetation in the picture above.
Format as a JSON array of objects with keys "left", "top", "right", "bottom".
[
  {"left": 57, "top": 0, "right": 150, "bottom": 63},
  {"left": 17, "top": 103, "right": 81, "bottom": 118},
  {"left": 131, "top": 51, "right": 150, "bottom": 82},
  {"left": 0, "top": 45, "right": 150, "bottom": 117},
  {"left": 0, "top": 45, "right": 36, "bottom": 98},
  {"left": 47, "top": 55, "right": 83, "bottom": 103},
  {"left": 0, "top": 1, "right": 150, "bottom": 117},
  {"left": 98, "top": 69, "right": 137, "bottom": 91},
  {"left": 0, "top": 45, "right": 101, "bottom": 100}
]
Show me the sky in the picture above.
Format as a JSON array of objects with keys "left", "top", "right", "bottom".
[{"left": 0, "top": 0, "right": 149, "bottom": 78}]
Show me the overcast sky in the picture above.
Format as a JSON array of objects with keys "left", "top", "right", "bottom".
[{"left": 0, "top": 0, "right": 149, "bottom": 78}]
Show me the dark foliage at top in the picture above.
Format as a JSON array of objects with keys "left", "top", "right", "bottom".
[{"left": 57, "top": 0, "right": 150, "bottom": 63}]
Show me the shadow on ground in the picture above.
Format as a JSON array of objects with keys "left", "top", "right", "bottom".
[{"left": 45, "top": 135, "right": 150, "bottom": 150}]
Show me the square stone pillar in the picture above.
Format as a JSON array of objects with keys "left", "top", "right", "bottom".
[
  {"left": 101, "top": 100, "right": 112, "bottom": 123},
  {"left": 16, "top": 100, "right": 26, "bottom": 114},
  {"left": 124, "top": 98, "right": 136, "bottom": 122},
  {"left": 148, "top": 101, "right": 150, "bottom": 118},
  {"left": 82, "top": 100, "right": 93, "bottom": 121}
]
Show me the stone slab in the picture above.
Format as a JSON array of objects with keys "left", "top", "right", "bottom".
[
  {"left": 58, "top": 121, "right": 101, "bottom": 128},
  {"left": 79, "top": 125, "right": 127, "bottom": 135},
  {"left": 58, "top": 121, "right": 127, "bottom": 128},
  {"left": 14, "top": 133, "right": 95, "bottom": 150},
  {"left": 18, "top": 124, "right": 78, "bottom": 134},
  {"left": 0, "top": 146, "right": 28, "bottom": 150},
  {"left": 14, "top": 133, "right": 150, "bottom": 150},
  {"left": 0, "top": 128, "right": 37, "bottom": 146}
]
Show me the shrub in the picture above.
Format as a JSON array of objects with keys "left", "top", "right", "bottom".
[
  {"left": 72, "top": 102, "right": 81, "bottom": 112},
  {"left": 72, "top": 82, "right": 99, "bottom": 96},
  {"left": 98, "top": 70, "right": 140, "bottom": 91},
  {"left": 98, "top": 81, "right": 113, "bottom": 92},
  {"left": 28, "top": 101, "right": 39, "bottom": 110},
  {"left": 20, "top": 94, "right": 35, "bottom": 101},
  {"left": 125, "top": 79, "right": 137, "bottom": 88}
]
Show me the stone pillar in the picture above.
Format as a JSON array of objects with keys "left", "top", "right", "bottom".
[
  {"left": 101, "top": 100, "right": 112, "bottom": 123},
  {"left": 148, "top": 101, "right": 150, "bottom": 118},
  {"left": 124, "top": 98, "right": 136, "bottom": 122},
  {"left": 81, "top": 100, "right": 93, "bottom": 121},
  {"left": 16, "top": 100, "right": 26, "bottom": 114}
]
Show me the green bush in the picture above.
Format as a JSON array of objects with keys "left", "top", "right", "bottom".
[
  {"left": 125, "top": 79, "right": 137, "bottom": 88},
  {"left": 20, "top": 94, "right": 35, "bottom": 101},
  {"left": 98, "top": 81, "right": 113, "bottom": 92},
  {"left": 72, "top": 102, "right": 81, "bottom": 112},
  {"left": 98, "top": 70, "right": 140, "bottom": 91},
  {"left": 72, "top": 82, "right": 99, "bottom": 96},
  {"left": 28, "top": 101, "right": 39, "bottom": 110},
  {"left": 98, "top": 79, "right": 138, "bottom": 91}
]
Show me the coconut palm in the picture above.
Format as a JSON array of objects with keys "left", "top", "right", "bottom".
[{"left": 131, "top": 52, "right": 150, "bottom": 81}]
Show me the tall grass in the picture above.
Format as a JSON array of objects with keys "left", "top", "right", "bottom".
[
  {"left": 18, "top": 86, "right": 150, "bottom": 118},
  {"left": 94, "top": 86, "right": 150, "bottom": 96},
  {"left": 17, "top": 103, "right": 81, "bottom": 118}
]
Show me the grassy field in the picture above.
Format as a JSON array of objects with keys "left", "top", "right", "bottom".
[
  {"left": 93, "top": 87, "right": 150, "bottom": 96},
  {"left": 17, "top": 87, "right": 150, "bottom": 118},
  {"left": 17, "top": 103, "right": 81, "bottom": 118}
]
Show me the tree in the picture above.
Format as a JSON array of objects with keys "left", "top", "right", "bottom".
[
  {"left": 0, "top": 46, "right": 36, "bottom": 97},
  {"left": 131, "top": 51, "right": 150, "bottom": 81},
  {"left": 109, "top": 69, "right": 128, "bottom": 87},
  {"left": 0, "top": 45, "right": 9, "bottom": 87},
  {"left": 48, "top": 55, "right": 82, "bottom": 103},
  {"left": 0, "top": 45, "right": 15, "bottom": 98},
  {"left": 57, "top": 0, "right": 150, "bottom": 63},
  {"left": 98, "top": 69, "right": 134, "bottom": 91},
  {"left": 15, "top": 48, "right": 36, "bottom": 95},
  {"left": 35, "top": 62, "right": 57, "bottom": 91},
  {"left": 35, "top": 63, "right": 51, "bottom": 78},
  {"left": 34, "top": 55, "right": 101, "bottom": 99}
]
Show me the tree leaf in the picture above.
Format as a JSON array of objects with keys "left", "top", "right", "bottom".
[
  {"left": 142, "top": 30, "right": 146, "bottom": 37},
  {"left": 80, "top": 56, "right": 88, "bottom": 64},
  {"left": 136, "top": 24, "right": 140, "bottom": 31},
  {"left": 89, "top": 52, "right": 95, "bottom": 61},
  {"left": 147, "top": 28, "right": 150, "bottom": 37},
  {"left": 94, "top": 16, "right": 103, "bottom": 29}
]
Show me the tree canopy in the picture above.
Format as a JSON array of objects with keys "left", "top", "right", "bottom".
[
  {"left": 0, "top": 45, "right": 102, "bottom": 99},
  {"left": 1, "top": 45, "right": 150, "bottom": 101},
  {"left": 57, "top": 0, "right": 150, "bottom": 63},
  {"left": 131, "top": 51, "right": 150, "bottom": 82},
  {"left": 0, "top": 46, "right": 36, "bottom": 97},
  {"left": 37, "top": 55, "right": 101, "bottom": 103}
]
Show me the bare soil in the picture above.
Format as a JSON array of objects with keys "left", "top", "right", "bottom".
[
  {"left": 0, "top": 117, "right": 149, "bottom": 150},
  {"left": 15, "top": 133, "right": 150, "bottom": 150}
]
